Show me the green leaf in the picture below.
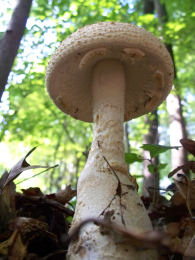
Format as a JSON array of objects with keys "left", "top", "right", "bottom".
[
  {"left": 158, "top": 163, "right": 168, "bottom": 170},
  {"left": 125, "top": 153, "right": 144, "bottom": 164},
  {"left": 148, "top": 164, "right": 155, "bottom": 174},
  {"left": 141, "top": 144, "right": 181, "bottom": 158},
  {"left": 148, "top": 163, "right": 167, "bottom": 174},
  {"left": 0, "top": 31, "right": 4, "bottom": 39}
]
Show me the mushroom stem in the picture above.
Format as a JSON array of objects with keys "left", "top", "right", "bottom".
[
  {"left": 91, "top": 59, "right": 127, "bottom": 174},
  {"left": 68, "top": 60, "right": 158, "bottom": 259}
]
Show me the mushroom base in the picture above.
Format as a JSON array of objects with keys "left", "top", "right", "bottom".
[{"left": 67, "top": 167, "right": 158, "bottom": 260}]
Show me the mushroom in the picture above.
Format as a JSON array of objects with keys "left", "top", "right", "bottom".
[{"left": 46, "top": 22, "right": 173, "bottom": 260}]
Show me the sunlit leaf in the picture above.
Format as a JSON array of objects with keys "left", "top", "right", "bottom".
[
  {"left": 141, "top": 144, "right": 181, "bottom": 158},
  {"left": 125, "top": 153, "right": 144, "bottom": 164}
]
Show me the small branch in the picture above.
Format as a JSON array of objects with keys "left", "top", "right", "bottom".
[
  {"left": 67, "top": 217, "right": 168, "bottom": 249},
  {"left": 16, "top": 193, "right": 74, "bottom": 216},
  {"left": 16, "top": 165, "right": 58, "bottom": 185},
  {"left": 67, "top": 217, "right": 195, "bottom": 256}
]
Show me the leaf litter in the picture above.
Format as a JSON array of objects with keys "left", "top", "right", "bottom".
[{"left": 0, "top": 139, "right": 194, "bottom": 259}]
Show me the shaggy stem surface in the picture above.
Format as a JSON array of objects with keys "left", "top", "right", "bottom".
[{"left": 67, "top": 60, "right": 157, "bottom": 260}]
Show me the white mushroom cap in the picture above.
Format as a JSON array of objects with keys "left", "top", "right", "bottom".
[{"left": 46, "top": 22, "right": 174, "bottom": 122}]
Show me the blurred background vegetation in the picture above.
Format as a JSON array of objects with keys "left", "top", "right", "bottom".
[{"left": 0, "top": 0, "right": 194, "bottom": 194}]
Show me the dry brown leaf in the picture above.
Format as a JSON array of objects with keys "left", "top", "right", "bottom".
[
  {"left": 164, "top": 218, "right": 195, "bottom": 257},
  {"left": 0, "top": 230, "right": 18, "bottom": 255},
  {"left": 0, "top": 171, "right": 9, "bottom": 193},
  {"left": 46, "top": 185, "right": 76, "bottom": 205},
  {"left": 168, "top": 236, "right": 184, "bottom": 254},
  {"left": 22, "top": 187, "right": 43, "bottom": 197},
  {"left": 184, "top": 235, "right": 195, "bottom": 258},
  {"left": 181, "top": 219, "right": 195, "bottom": 256},
  {"left": 0, "top": 229, "right": 27, "bottom": 259},
  {"left": 0, "top": 181, "right": 16, "bottom": 233},
  {"left": 172, "top": 173, "right": 195, "bottom": 217},
  {"left": 9, "top": 231, "right": 27, "bottom": 260},
  {"left": 171, "top": 191, "right": 186, "bottom": 206},
  {"left": 0, "top": 147, "right": 57, "bottom": 194},
  {"left": 180, "top": 138, "right": 195, "bottom": 157},
  {"left": 168, "top": 161, "right": 195, "bottom": 178},
  {"left": 11, "top": 217, "right": 58, "bottom": 257},
  {"left": 166, "top": 222, "right": 180, "bottom": 237},
  {"left": 188, "top": 179, "right": 195, "bottom": 210}
]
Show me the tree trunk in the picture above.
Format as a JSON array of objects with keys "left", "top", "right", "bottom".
[
  {"left": 143, "top": 0, "right": 154, "bottom": 14},
  {"left": 153, "top": 0, "right": 188, "bottom": 171},
  {"left": 143, "top": 110, "right": 159, "bottom": 198},
  {"left": 166, "top": 94, "right": 188, "bottom": 170},
  {"left": 142, "top": 0, "right": 160, "bottom": 198},
  {"left": 0, "top": 0, "right": 33, "bottom": 101}
]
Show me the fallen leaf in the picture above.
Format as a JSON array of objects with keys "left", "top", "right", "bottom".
[
  {"left": 171, "top": 191, "right": 186, "bottom": 206},
  {"left": 168, "top": 161, "right": 195, "bottom": 178},
  {"left": 11, "top": 217, "right": 58, "bottom": 257},
  {"left": 0, "top": 230, "right": 18, "bottom": 255},
  {"left": 22, "top": 187, "right": 43, "bottom": 197},
  {"left": 166, "top": 222, "right": 180, "bottom": 237},
  {"left": 46, "top": 185, "right": 76, "bottom": 205},
  {"left": 181, "top": 219, "right": 195, "bottom": 257},
  {"left": 0, "top": 147, "right": 57, "bottom": 194},
  {"left": 184, "top": 234, "right": 195, "bottom": 258},
  {"left": 9, "top": 230, "right": 27, "bottom": 260},
  {"left": 172, "top": 173, "right": 195, "bottom": 217},
  {"left": 180, "top": 138, "right": 195, "bottom": 156},
  {"left": 0, "top": 181, "right": 16, "bottom": 233}
]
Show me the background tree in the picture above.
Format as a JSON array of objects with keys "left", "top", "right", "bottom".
[
  {"left": 141, "top": 0, "right": 160, "bottom": 198},
  {"left": 154, "top": 0, "right": 190, "bottom": 173},
  {"left": 0, "top": 0, "right": 33, "bottom": 100}
]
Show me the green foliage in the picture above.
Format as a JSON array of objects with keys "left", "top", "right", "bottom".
[
  {"left": 125, "top": 153, "right": 144, "bottom": 164},
  {"left": 125, "top": 144, "right": 179, "bottom": 175},
  {"left": 147, "top": 163, "right": 167, "bottom": 174},
  {"left": 140, "top": 144, "right": 181, "bottom": 158}
]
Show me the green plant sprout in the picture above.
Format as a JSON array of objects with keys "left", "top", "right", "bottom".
[{"left": 125, "top": 144, "right": 181, "bottom": 176}]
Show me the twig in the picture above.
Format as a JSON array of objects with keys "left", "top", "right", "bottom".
[
  {"left": 101, "top": 156, "right": 126, "bottom": 226},
  {"left": 16, "top": 165, "right": 58, "bottom": 184},
  {"left": 16, "top": 193, "right": 74, "bottom": 216},
  {"left": 67, "top": 217, "right": 168, "bottom": 250}
]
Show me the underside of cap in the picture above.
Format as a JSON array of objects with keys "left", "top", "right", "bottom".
[{"left": 46, "top": 22, "right": 174, "bottom": 122}]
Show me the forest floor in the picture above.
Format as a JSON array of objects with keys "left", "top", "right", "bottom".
[{"left": 0, "top": 139, "right": 195, "bottom": 260}]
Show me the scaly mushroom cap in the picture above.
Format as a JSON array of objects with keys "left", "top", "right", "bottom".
[{"left": 46, "top": 22, "right": 174, "bottom": 122}]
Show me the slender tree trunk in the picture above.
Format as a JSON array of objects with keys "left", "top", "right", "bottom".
[
  {"left": 143, "top": 110, "right": 159, "bottom": 198},
  {"left": 142, "top": 0, "right": 160, "bottom": 198},
  {"left": 143, "top": 0, "right": 154, "bottom": 14},
  {"left": 166, "top": 94, "right": 188, "bottom": 170},
  {"left": 153, "top": 0, "right": 188, "bottom": 171},
  {"left": 0, "top": 0, "right": 33, "bottom": 101}
]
